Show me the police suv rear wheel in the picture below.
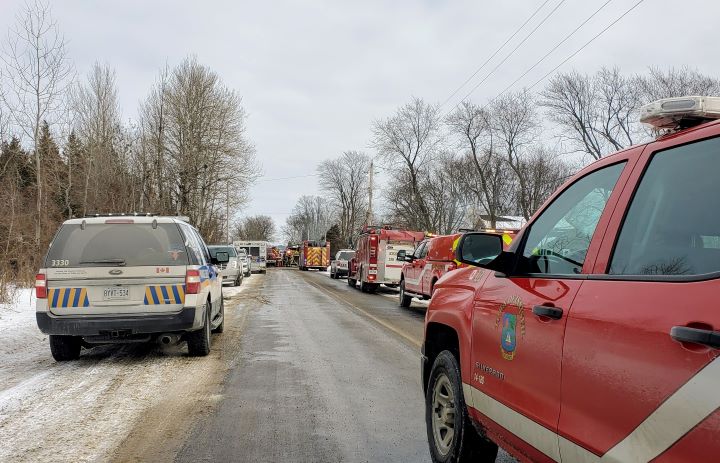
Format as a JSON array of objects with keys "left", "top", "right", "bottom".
[
  {"left": 399, "top": 280, "right": 412, "bottom": 308},
  {"left": 187, "top": 301, "right": 211, "bottom": 357},
  {"left": 426, "top": 351, "right": 498, "bottom": 463},
  {"left": 49, "top": 335, "right": 81, "bottom": 361}
]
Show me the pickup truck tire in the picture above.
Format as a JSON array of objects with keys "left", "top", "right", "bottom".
[
  {"left": 49, "top": 335, "right": 81, "bottom": 361},
  {"left": 426, "top": 351, "right": 498, "bottom": 463},
  {"left": 187, "top": 302, "right": 211, "bottom": 357},
  {"left": 399, "top": 280, "right": 412, "bottom": 308}
]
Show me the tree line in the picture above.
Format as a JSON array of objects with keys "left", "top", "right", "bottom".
[
  {"left": 0, "top": 1, "right": 256, "bottom": 291},
  {"left": 286, "top": 66, "right": 720, "bottom": 249}
]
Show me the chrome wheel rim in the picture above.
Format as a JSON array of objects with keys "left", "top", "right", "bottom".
[{"left": 431, "top": 374, "right": 456, "bottom": 456}]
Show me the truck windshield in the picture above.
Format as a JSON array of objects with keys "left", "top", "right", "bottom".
[
  {"left": 45, "top": 223, "right": 189, "bottom": 267},
  {"left": 208, "top": 246, "right": 237, "bottom": 257}
]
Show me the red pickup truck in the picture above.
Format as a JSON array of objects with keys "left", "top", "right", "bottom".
[
  {"left": 398, "top": 231, "right": 515, "bottom": 308},
  {"left": 422, "top": 96, "right": 720, "bottom": 462}
]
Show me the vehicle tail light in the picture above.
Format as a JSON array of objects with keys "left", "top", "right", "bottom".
[
  {"left": 185, "top": 269, "right": 201, "bottom": 294},
  {"left": 35, "top": 273, "right": 47, "bottom": 299},
  {"left": 368, "top": 274, "right": 376, "bottom": 281}
]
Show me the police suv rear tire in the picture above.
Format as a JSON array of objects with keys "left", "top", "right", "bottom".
[
  {"left": 187, "top": 302, "right": 211, "bottom": 357},
  {"left": 49, "top": 335, "right": 81, "bottom": 361},
  {"left": 426, "top": 351, "right": 498, "bottom": 463},
  {"left": 399, "top": 280, "right": 412, "bottom": 308}
]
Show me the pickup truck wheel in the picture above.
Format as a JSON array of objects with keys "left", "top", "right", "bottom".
[
  {"left": 426, "top": 351, "right": 498, "bottom": 463},
  {"left": 49, "top": 335, "right": 81, "bottom": 361},
  {"left": 187, "top": 302, "right": 211, "bottom": 357},
  {"left": 399, "top": 280, "right": 412, "bottom": 308}
]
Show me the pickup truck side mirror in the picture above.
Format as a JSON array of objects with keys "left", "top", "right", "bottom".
[
  {"left": 212, "top": 251, "right": 230, "bottom": 264},
  {"left": 455, "top": 232, "right": 510, "bottom": 274},
  {"left": 396, "top": 250, "right": 407, "bottom": 262}
]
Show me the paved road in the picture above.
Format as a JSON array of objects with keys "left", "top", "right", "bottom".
[{"left": 174, "top": 268, "right": 515, "bottom": 463}]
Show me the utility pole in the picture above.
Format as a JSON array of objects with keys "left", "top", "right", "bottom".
[
  {"left": 226, "top": 181, "right": 230, "bottom": 244},
  {"left": 366, "top": 160, "right": 373, "bottom": 225}
]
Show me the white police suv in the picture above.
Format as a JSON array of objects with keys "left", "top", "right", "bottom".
[{"left": 35, "top": 214, "right": 225, "bottom": 360}]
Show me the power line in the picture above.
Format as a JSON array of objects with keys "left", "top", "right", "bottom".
[
  {"left": 482, "top": 0, "right": 615, "bottom": 108},
  {"left": 438, "top": 0, "right": 553, "bottom": 110},
  {"left": 443, "top": 0, "right": 567, "bottom": 118},
  {"left": 526, "top": 0, "right": 646, "bottom": 92}
]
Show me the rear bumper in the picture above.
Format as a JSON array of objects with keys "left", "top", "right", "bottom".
[{"left": 36, "top": 307, "right": 198, "bottom": 336}]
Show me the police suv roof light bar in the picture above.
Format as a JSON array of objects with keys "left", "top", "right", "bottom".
[{"left": 640, "top": 96, "right": 720, "bottom": 131}]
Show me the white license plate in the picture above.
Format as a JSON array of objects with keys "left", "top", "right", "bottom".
[{"left": 103, "top": 287, "right": 129, "bottom": 301}]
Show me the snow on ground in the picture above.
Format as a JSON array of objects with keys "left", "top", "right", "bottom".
[{"left": 0, "top": 277, "right": 256, "bottom": 463}]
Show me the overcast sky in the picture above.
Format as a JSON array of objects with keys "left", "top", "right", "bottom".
[{"left": 1, "top": 0, "right": 718, "bottom": 233}]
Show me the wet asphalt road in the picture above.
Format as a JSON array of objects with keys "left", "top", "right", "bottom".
[{"left": 175, "top": 268, "right": 515, "bottom": 463}]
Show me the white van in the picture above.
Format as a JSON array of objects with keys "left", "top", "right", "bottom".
[{"left": 233, "top": 240, "right": 268, "bottom": 273}]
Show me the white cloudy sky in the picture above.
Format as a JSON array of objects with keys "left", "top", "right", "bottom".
[{"left": 1, "top": 0, "right": 718, "bottom": 231}]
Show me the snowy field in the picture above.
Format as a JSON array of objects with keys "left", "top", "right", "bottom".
[{"left": 0, "top": 278, "right": 255, "bottom": 462}]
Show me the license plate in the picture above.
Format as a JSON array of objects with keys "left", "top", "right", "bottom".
[{"left": 103, "top": 287, "right": 129, "bottom": 301}]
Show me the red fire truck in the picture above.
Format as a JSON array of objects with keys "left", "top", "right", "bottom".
[
  {"left": 398, "top": 229, "right": 516, "bottom": 307},
  {"left": 299, "top": 240, "right": 330, "bottom": 271},
  {"left": 348, "top": 226, "right": 425, "bottom": 293}
]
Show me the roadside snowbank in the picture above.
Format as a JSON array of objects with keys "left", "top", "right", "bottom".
[{"left": 0, "top": 277, "right": 255, "bottom": 462}]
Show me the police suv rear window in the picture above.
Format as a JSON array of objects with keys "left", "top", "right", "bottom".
[{"left": 46, "top": 223, "right": 189, "bottom": 268}]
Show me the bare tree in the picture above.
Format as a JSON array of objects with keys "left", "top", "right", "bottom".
[
  {"left": 1, "top": 0, "right": 73, "bottom": 244},
  {"left": 513, "top": 146, "right": 573, "bottom": 220},
  {"left": 283, "top": 195, "right": 332, "bottom": 242},
  {"left": 491, "top": 91, "right": 541, "bottom": 220},
  {"left": 371, "top": 97, "right": 441, "bottom": 230},
  {"left": 317, "top": 150, "right": 370, "bottom": 247},
  {"left": 71, "top": 62, "right": 120, "bottom": 214},
  {"left": 140, "top": 57, "right": 258, "bottom": 237},
  {"left": 637, "top": 66, "right": 720, "bottom": 102},
  {"left": 447, "top": 100, "right": 515, "bottom": 228},
  {"left": 234, "top": 215, "right": 276, "bottom": 241}
]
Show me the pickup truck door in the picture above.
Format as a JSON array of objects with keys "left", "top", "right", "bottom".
[
  {"left": 406, "top": 241, "right": 428, "bottom": 293},
  {"left": 558, "top": 137, "right": 720, "bottom": 462},
  {"left": 468, "top": 160, "right": 630, "bottom": 462}
]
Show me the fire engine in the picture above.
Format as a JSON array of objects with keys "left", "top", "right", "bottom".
[
  {"left": 398, "top": 229, "right": 516, "bottom": 307},
  {"left": 347, "top": 225, "right": 425, "bottom": 293},
  {"left": 422, "top": 96, "right": 720, "bottom": 462},
  {"left": 298, "top": 240, "right": 330, "bottom": 271}
]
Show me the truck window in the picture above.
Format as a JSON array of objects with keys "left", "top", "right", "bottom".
[
  {"left": 46, "top": 223, "right": 189, "bottom": 267},
  {"left": 610, "top": 137, "right": 720, "bottom": 277},
  {"left": 209, "top": 246, "right": 237, "bottom": 257},
  {"left": 518, "top": 162, "right": 626, "bottom": 275}
]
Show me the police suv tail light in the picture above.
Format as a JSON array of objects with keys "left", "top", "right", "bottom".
[
  {"left": 185, "top": 269, "right": 201, "bottom": 294},
  {"left": 640, "top": 96, "right": 720, "bottom": 130},
  {"left": 35, "top": 273, "right": 47, "bottom": 299}
]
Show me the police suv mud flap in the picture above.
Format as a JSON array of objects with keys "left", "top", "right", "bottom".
[{"left": 463, "top": 356, "right": 720, "bottom": 462}]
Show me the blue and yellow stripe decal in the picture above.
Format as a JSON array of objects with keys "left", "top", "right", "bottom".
[
  {"left": 49, "top": 288, "right": 89, "bottom": 308},
  {"left": 144, "top": 285, "right": 185, "bottom": 305}
]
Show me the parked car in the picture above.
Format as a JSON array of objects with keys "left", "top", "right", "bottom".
[
  {"left": 422, "top": 96, "right": 720, "bottom": 462},
  {"left": 237, "top": 247, "right": 252, "bottom": 277},
  {"left": 208, "top": 245, "right": 243, "bottom": 286},
  {"left": 330, "top": 249, "right": 355, "bottom": 279},
  {"left": 35, "top": 214, "right": 225, "bottom": 360}
]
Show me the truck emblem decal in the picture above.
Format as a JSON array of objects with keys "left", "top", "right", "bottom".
[
  {"left": 109, "top": 269, "right": 123, "bottom": 275},
  {"left": 495, "top": 296, "right": 526, "bottom": 361}
]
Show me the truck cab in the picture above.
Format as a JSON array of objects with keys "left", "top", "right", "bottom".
[{"left": 422, "top": 96, "right": 720, "bottom": 462}]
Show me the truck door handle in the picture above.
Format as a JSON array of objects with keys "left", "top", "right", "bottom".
[
  {"left": 532, "top": 305, "right": 563, "bottom": 320},
  {"left": 670, "top": 326, "right": 720, "bottom": 349}
]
